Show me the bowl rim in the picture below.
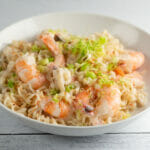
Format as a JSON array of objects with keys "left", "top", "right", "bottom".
[{"left": 0, "top": 12, "right": 150, "bottom": 129}]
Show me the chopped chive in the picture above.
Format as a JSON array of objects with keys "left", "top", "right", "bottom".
[
  {"left": 48, "top": 57, "right": 54, "bottom": 62},
  {"left": 39, "top": 58, "right": 49, "bottom": 66},
  {"left": 98, "top": 78, "right": 114, "bottom": 87},
  {"left": 65, "top": 84, "right": 75, "bottom": 92},
  {"left": 50, "top": 89, "right": 60, "bottom": 96},
  {"left": 31, "top": 44, "right": 40, "bottom": 52},
  {"left": 86, "top": 71, "right": 97, "bottom": 79},
  {"left": 80, "top": 62, "right": 90, "bottom": 71},
  {"left": 107, "top": 57, "right": 118, "bottom": 71},
  {"left": 7, "top": 80, "right": 14, "bottom": 88},
  {"left": 99, "top": 36, "right": 107, "bottom": 45},
  {"left": 67, "top": 64, "right": 75, "bottom": 70},
  {"left": 52, "top": 94, "right": 59, "bottom": 103},
  {"left": 37, "top": 65, "right": 46, "bottom": 73}
]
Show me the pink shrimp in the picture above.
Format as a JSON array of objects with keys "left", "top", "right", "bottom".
[
  {"left": 95, "top": 85, "right": 121, "bottom": 117},
  {"left": 15, "top": 54, "right": 46, "bottom": 89},
  {"left": 39, "top": 96, "right": 70, "bottom": 118},
  {"left": 40, "top": 33, "right": 65, "bottom": 67},
  {"left": 125, "top": 71, "right": 144, "bottom": 88},
  {"left": 118, "top": 50, "right": 145, "bottom": 73},
  {"left": 74, "top": 91, "right": 93, "bottom": 113}
]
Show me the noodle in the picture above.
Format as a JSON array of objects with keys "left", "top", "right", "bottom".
[{"left": 0, "top": 30, "right": 147, "bottom": 126}]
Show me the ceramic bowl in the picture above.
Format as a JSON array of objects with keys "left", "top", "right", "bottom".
[{"left": 0, "top": 13, "right": 150, "bottom": 136}]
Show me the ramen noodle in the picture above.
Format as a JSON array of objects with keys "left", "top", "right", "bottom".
[{"left": 0, "top": 29, "right": 147, "bottom": 126}]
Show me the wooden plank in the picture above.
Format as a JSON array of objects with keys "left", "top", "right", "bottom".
[
  {"left": 1, "top": 107, "right": 150, "bottom": 134},
  {"left": 0, "top": 134, "right": 150, "bottom": 150},
  {"left": 0, "top": 108, "right": 40, "bottom": 134}
]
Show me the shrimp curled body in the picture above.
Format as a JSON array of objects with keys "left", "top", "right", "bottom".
[
  {"left": 15, "top": 54, "right": 46, "bottom": 89},
  {"left": 39, "top": 96, "right": 70, "bottom": 118}
]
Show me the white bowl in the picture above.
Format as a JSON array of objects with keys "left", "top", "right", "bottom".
[{"left": 0, "top": 13, "right": 150, "bottom": 136}]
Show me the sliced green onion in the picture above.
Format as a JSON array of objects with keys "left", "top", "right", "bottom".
[
  {"left": 97, "top": 72, "right": 103, "bottom": 76},
  {"left": 86, "top": 71, "right": 97, "bottom": 79},
  {"left": 67, "top": 64, "right": 75, "bottom": 70},
  {"left": 99, "top": 36, "right": 107, "bottom": 45},
  {"left": 48, "top": 57, "right": 54, "bottom": 62},
  {"left": 80, "top": 62, "right": 90, "bottom": 71},
  {"left": 31, "top": 44, "right": 40, "bottom": 52},
  {"left": 7, "top": 80, "right": 14, "bottom": 88},
  {"left": 107, "top": 57, "right": 118, "bottom": 71},
  {"left": 122, "top": 113, "right": 131, "bottom": 120},
  {"left": 98, "top": 78, "right": 114, "bottom": 87},
  {"left": 50, "top": 89, "right": 60, "bottom": 96},
  {"left": 52, "top": 94, "right": 59, "bottom": 103},
  {"left": 65, "top": 84, "right": 75, "bottom": 92},
  {"left": 39, "top": 58, "right": 49, "bottom": 66},
  {"left": 37, "top": 65, "right": 46, "bottom": 73},
  {"left": 107, "top": 63, "right": 115, "bottom": 71}
]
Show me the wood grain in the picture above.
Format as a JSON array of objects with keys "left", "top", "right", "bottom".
[{"left": 0, "top": 134, "right": 150, "bottom": 150}]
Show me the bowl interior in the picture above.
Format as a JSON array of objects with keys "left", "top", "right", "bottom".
[{"left": 0, "top": 13, "right": 150, "bottom": 123}]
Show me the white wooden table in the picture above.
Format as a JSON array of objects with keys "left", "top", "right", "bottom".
[{"left": 0, "top": 0, "right": 150, "bottom": 149}]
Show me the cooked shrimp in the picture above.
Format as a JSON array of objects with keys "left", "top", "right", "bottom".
[
  {"left": 39, "top": 96, "right": 70, "bottom": 118},
  {"left": 75, "top": 91, "right": 90, "bottom": 106},
  {"left": 40, "top": 33, "right": 65, "bottom": 67},
  {"left": 15, "top": 54, "right": 46, "bottom": 89},
  {"left": 95, "top": 85, "right": 121, "bottom": 117},
  {"left": 118, "top": 50, "right": 145, "bottom": 73},
  {"left": 74, "top": 91, "right": 93, "bottom": 112},
  {"left": 125, "top": 71, "right": 144, "bottom": 88}
]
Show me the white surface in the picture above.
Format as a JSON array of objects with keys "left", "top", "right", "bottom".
[{"left": 0, "top": 0, "right": 150, "bottom": 149}]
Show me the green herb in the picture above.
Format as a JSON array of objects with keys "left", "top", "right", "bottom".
[
  {"left": 7, "top": 80, "right": 14, "bottom": 88},
  {"left": 107, "top": 63, "right": 115, "bottom": 71},
  {"left": 67, "top": 64, "right": 75, "bottom": 70},
  {"left": 86, "top": 71, "right": 97, "bottom": 79},
  {"left": 52, "top": 94, "right": 59, "bottom": 103},
  {"left": 97, "top": 72, "right": 103, "bottom": 76},
  {"left": 122, "top": 113, "right": 131, "bottom": 120},
  {"left": 65, "top": 84, "right": 75, "bottom": 92},
  {"left": 67, "top": 35, "right": 107, "bottom": 63},
  {"left": 80, "top": 62, "right": 90, "bottom": 71},
  {"left": 31, "top": 44, "right": 40, "bottom": 52},
  {"left": 99, "top": 36, "right": 107, "bottom": 45},
  {"left": 98, "top": 77, "right": 114, "bottom": 87},
  {"left": 50, "top": 89, "right": 60, "bottom": 96},
  {"left": 37, "top": 65, "right": 46, "bottom": 73},
  {"left": 39, "top": 58, "right": 49, "bottom": 66},
  {"left": 48, "top": 57, "right": 54, "bottom": 62},
  {"left": 107, "top": 57, "right": 118, "bottom": 71}
]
